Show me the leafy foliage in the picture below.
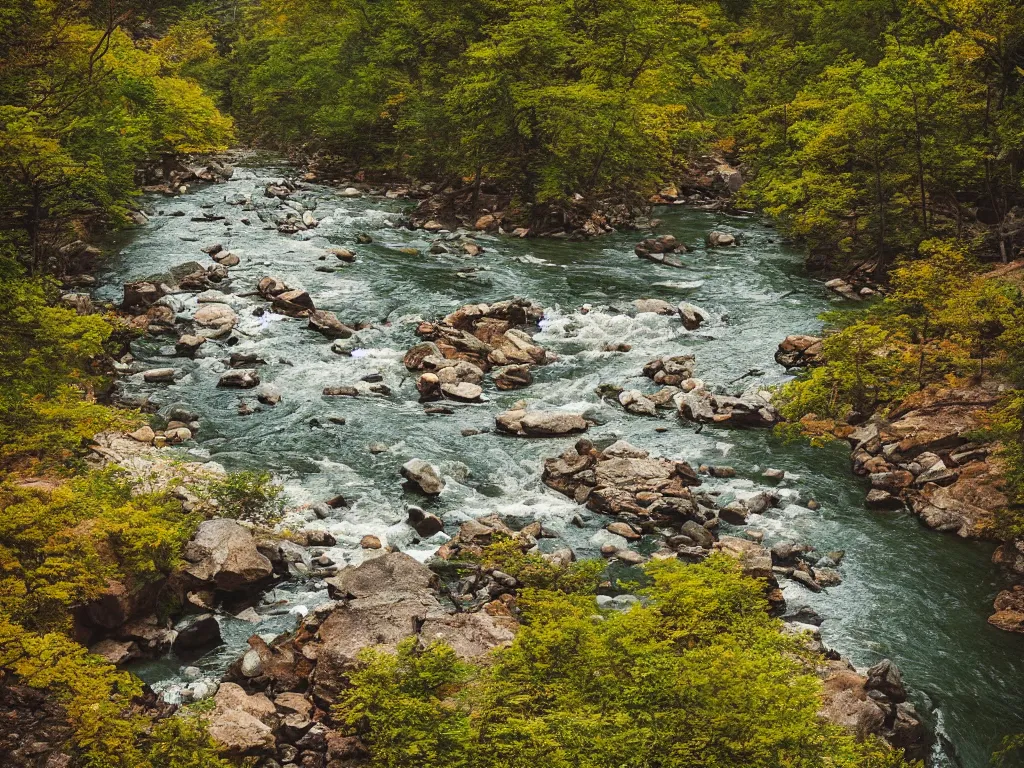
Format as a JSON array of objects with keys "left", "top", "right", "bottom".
[
  {"left": 202, "top": 469, "right": 285, "bottom": 527},
  {"left": 478, "top": 536, "right": 605, "bottom": 594},
  {"left": 338, "top": 557, "right": 918, "bottom": 768}
]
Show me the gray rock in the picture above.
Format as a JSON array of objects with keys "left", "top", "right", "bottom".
[{"left": 401, "top": 459, "right": 445, "bottom": 495}]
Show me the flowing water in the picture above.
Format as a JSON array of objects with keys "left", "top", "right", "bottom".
[{"left": 96, "top": 162, "right": 1023, "bottom": 767}]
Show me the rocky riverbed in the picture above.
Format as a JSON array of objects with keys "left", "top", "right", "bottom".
[{"left": 74, "top": 159, "right": 1024, "bottom": 767}]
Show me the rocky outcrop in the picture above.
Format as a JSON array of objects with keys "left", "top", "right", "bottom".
[
  {"left": 643, "top": 355, "right": 697, "bottom": 387},
  {"left": 542, "top": 439, "right": 700, "bottom": 521},
  {"left": 211, "top": 551, "right": 515, "bottom": 767},
  {"left": 407, "top": 299, "right": 548, "bottom": 401},
  {"left": 817, "top": 658, "right": 929, "bottom": 760},
  {"left": 775, "top": 335, "right": 823, "bottom": 369},
  {"left": 845, "top": 387, "right": 1003, "bottom": 537}
]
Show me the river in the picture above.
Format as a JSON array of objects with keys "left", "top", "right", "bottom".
[{"left": 95, "top": 161, "right": 1023, "bottom": 767}]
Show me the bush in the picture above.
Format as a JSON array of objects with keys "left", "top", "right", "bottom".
[
  {"left": 337, "top": 557, "right": 918, "bottom": 768},
  {"left": 0, "top": 470, "right": 200, "bottom": 633},
  {"left": 202, "top": 470, "right": 285, "bottom": 527},
  {"left": 478, "top": 536, "right": 605, "bottom": 594}
]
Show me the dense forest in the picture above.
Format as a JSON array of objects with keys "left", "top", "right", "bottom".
[{"left": 1, "top": 0, "right": 1023, "bottom": 765}]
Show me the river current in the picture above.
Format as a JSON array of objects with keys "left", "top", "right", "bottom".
[{"left": 96, "top": 162, "right": 1023, "bottom": 767}]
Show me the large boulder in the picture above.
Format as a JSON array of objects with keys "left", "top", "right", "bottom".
[
  {"left": 677, "top": 301, "right": 708, "bottom": 331},
  {"left": 208, "top": 708, "right": 275, "bottom": 755},
  {"left": 308, "top": 309, "right": 353, "bottom": 339},
  {"left": 194, "top": 303, "right": 237, "bottom": 337},
  {"left": 182, "top": 519, "right": 274, "bottom": 592},
  {"left": 495, "top": 409, "right": 589, "bottom": 436},
  {"left": 401, "top": 459, "right": 445, "bottom": 495}
]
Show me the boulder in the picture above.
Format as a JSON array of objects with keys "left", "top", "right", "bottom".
[
  {"left": 175, "top": 334, "right": 206, "bottom": 358},
  {"left": 208, "top": 708, "right": 275, "bottom": 754},
  {"left": 633, "top": 298, "right": 676, "bottom": 315},
  {"left": 618, "top": 389, "right": 657, "bottom": 416},
  {"left": 677, "top": 301, "right": 708, "bottom": 331},
  {"left": 194, "top": 303, "right": 237, "bottom": 335},
  {"left": 441, "top": 381, "right": 483, "bottom": 402},
  {"left": 272, "top": 289, "right": 315, "bottom": 316},
  {"left": 123, "top": 281, "right": 165, "bottom": 311},
  {"left": 182, "top": 519, "right": 274, "bottom": 592},
  {"left": 706, "top": 231, "right": 736, "bottom": 247},
  {"left": 989, "top": 586, "right": 1024, "bottom": 633},
  {"left": 218, "top": 369, "right": 260, "bottom": 389},
  {"left": 496, "top": 409, "right": 589, "bottom": 437},
  {"left": 401, "top": 459, "right": 445, "bottom": 495},
  {"left": 407, "top": 506, "right": 444, "bottom": 537},
  {"left": 143, "top": 368, "right": 176, "bottom": 383},
  {"left": 865, "top": 658, "right": 907, "bottom": 703},
  {"left": 308, "top": 309, "right": 354, "bottom": 339}
]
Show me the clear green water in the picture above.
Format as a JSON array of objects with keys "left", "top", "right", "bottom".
[{"left": 98, "top": 163, "right": 1023, "bottom": 767}]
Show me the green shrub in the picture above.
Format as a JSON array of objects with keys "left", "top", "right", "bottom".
[
  {"left": 202, "top": 470, "right": 285, "bottom": 527},
  {"left": 337, "top": 556, "right": 919, "bottom": 768}
]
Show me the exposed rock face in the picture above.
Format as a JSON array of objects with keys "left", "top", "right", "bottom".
[
  {"left": 988, "top": 585, "right": 1024, "bottom": 633},
  {"left": 846, "top": 388, "right": 1003, "bottom": 537},
  {"left": 775, "top": 335, "right": 823, "bottom": 369},
  {"left": 496, "top": 409, "right": 589, "bottom": 436},
  {"left": 0, "top": 684, "right": 75, "bottom": 768},
  {"left": 292, "top": 553, "right": 514, "bottom": 705},
  {"left": 543, "top": 439, "right": 700, "bottom": 521},
  {"left": 818, "top": 660, "right": 929, "bottom": 761},
  {"left": 182, "top": 519, "right": 275, "bottom": 592},
  {"left": 401, "top": 458, "right": 445, "bottom": 495}
]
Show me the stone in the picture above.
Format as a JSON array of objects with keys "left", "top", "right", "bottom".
[
  {"left": 493, "top": 364, "right": 533, "bottom": 390},
  {"left": 123, "top": 281, "right": 165, "bottom": 311},
  {"left": 241, "top": 649, "right": 264, "bottom": 677},
  {"left": 219, "top": 369, "right": 261, "bottom": 389},
  {"left": 308, "top": 310, "right": 354, "bottom": 339},
  {"left": 182, "top": 519, "right": 274, "bottom": 591},
  {"left": 328, "top": 247, "right": 356, "bottom": 262},
  {"left": 407, "top": 506, "right": 444, "bottom": 537},
  {"left": 194, "top": 303, "right": 238, "bottom": 333},
  {"left": 441, "top": 381, "right": 483, "bottom": 402},
  {"left": 208, "top": 708, "right": 276, "bottom": 754},
  {"left": 633, "top": 298, "right": 676, "bottom": 315},
  {"left": 401, "top": 459, "right": 445, "bottom": 495},
  {"left": 273, "top": 290, "right": 315, "bottom": 315},
  {"left": 618, "top": 389, "right": 657, "bottom": 416},
  {"left": 676, "top": 301, "right": 708, "bottom": 330},
  {"left": 790, "top": 569, "right": 823, "bottom": 592},
  {"left": 129, "top": 425, "right": 156, "bottom": 444},
  {"left": 175, "top": 334, "right": 207, "bottom": 358},
  {"left": 89, "top": 639, "right": 137, "bottom": 665},
  {"left": 706, "top": 230, "right": 736, "bottom": 247},
  {"left": 143, "top": 368, "right": 176, "bottom": 383},
  {"left": 360, "top": 535, "right": 382, "bottom": 549},
  {"left": 495, "top": 409, "right": 589, "bottom": 436},
  {"left": 257, "top": 385, "right": 282, "bottom": 406},
  {"left": 606, "top": 522, "right": 641, "bottom": 540}
]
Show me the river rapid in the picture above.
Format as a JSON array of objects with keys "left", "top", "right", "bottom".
[{"left": 96, "top": 161, "right": 1023, "bottom": 767}]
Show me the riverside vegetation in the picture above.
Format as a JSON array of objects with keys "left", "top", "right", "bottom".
[{"left": 0, "top": 0, "right": 1022, "bottom": 765}]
